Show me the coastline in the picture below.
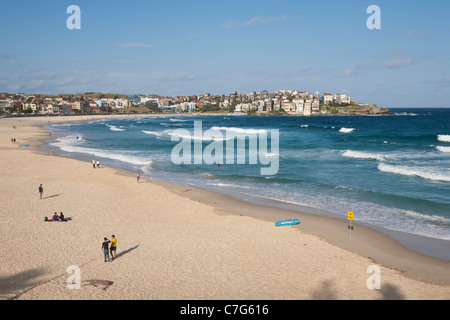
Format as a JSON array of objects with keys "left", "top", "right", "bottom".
[{"left": 1, "top": 115, "right": 449, "bottom": 300}]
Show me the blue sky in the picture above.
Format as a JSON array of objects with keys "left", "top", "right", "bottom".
[{"left": 1, "top": 0, "right": 449, "bottom": 107}]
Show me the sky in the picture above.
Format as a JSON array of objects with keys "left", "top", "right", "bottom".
[{"left": 1, "top": 0, "right": 449, "bottom": 107}]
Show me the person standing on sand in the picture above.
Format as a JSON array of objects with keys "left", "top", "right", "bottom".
[
  {"left": 102, "top": 237, "right": 111, "bottom": 262},
  {"left": 110, "top": 235, "right": 117, "bottom": 260},
  {"left": 92, "top": 160, "right": 96, "bottom": 169},
  {"left": 38, "top": 184, "right": 43, "bottom": 199},
  {"left": 137, "top": 170, "right": 140, "bottom": 183},
  {"left": 96, "top": 160, "right": 100, "bottom": 168}
]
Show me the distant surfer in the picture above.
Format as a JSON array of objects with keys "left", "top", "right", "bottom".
[{"left": 217, "top": 164, "right": 224, "bottom": 167}]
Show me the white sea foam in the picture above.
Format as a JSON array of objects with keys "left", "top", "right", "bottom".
[
  {"left": 394, "top": 112, "right": 418, "bottom": 116},
  {"left": 437, "top": 135, "right": 450, "bottom": 143},
  {"left": 436, "top": 146, "right": 450, "bottom": 153},
  {"left": 301, "top": 125, "right": 309, "bottom": 128},
  {"left": 51, "top": 135, "right": 151, "bottom": 166},
  {"left": 142, "top": 130, "right": 164, "bottom": 137},
  {"left": 51, "top": 123, "right": 80, "bottom": 127},
  {"left": 210, "top": 126, "right": 269, "bottom": 135},
  {"left": 339, "top": 127, "right": 356, "bottom": 133},
  {"left": 170, "top": 118, "right": 188, "bottom": 122},
  {"left": 209, "top": 183, "right": 253, "bottom": 189},
  {"left": 200, "top": 173, "right": 214, "bottom": 178},
  {"left": 342, "top": 150, "right": 385, "bottom": 161},
  {"left": 168, "top": 131, "right": 230, "bottom": 141},
  {"left": 378, "top": 163, "right": 450, "bottom": 182},
  {"left": 263, "top": 152, "right": 279, "bottom": 158},
  {"left": 106, "top": 124, "right": 126, "bottom": 132}
]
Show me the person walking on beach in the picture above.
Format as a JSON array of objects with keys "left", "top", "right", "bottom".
[
  {"left": 38, "top": 184, "right": 43, "bottom": 199},
  {"left": 136, "top": 170, "right": 140, "bottom": 183},
  {"left": 96, "top": 160, "right": 100, "bottom": 168},
  {"left": 102, "top": 237, "right": 111, "bottom": 262},
  {"left": 92, "top": 160, "right": 96, "bottom": 169},
  {"left": 110, "top": 235, "right": 117, "bottom": 260}
]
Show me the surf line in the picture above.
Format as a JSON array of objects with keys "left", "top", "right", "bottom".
[{"left": 170, "top": 121, "right": 279, "bottom": 176}]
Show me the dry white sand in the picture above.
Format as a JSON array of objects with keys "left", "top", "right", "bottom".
[{"left": 0, "top": 115, "right": 449, "bottom": 300}]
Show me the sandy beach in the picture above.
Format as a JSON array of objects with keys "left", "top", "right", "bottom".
[{"left": 0, "top": 115, "right": 449, "bottom": 300}]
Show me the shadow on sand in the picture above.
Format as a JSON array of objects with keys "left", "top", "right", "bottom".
[
  {"left": 43, "top": 194, "right": 62, "bottom": 200},
  {"left": 115, "top": 245, "right": 140, "bottom": 260},
  {"left": 0, "top": 268, "right": 48, "bottom": 300},
  {"left": 309, "top": 279, "right": 405, "bottom": 300}
]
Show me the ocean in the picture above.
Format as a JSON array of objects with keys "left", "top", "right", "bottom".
[{"left": 44, "top": 108, "right": 450, "bottom": 252}]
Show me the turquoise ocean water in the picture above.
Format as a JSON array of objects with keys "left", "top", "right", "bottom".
[{"left": 45, "top": 108, "right": 450, "bottom": 252}]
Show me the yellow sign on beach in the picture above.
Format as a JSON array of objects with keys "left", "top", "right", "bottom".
[{"left": 348, "top": 211, "right": 354, "bottom": 220}]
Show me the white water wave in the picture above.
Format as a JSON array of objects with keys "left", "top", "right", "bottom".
[
  {"left": 437, "top": 135, "right": 450, "bottom": 143},
  {"left": 50, "top": 136, "right": 151, "bottom": 166},
  {"left": 342, "top": 150, "right": 385, "bottom": 161},
  {"left": 436, "top": 146, "right": 450, "bottom": 153},
  {"left": 378, "top": 163, "right": 450, "bottom": 182},
  {"left": 339, "top": 127, "right": 356, "bottom": 133},
  {"left": 210, "top": 126, "right": 269, "bottom": 135},
  {"left": 168, "top": 130, "right": 231, "bottom": 141},
  {"left": 142, "top": 130, "right": 164, "bottom": 137},
  {"left": 106, "top": 124, "right": 126, "bottom": 132}
]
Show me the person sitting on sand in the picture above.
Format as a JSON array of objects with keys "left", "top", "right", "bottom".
[
  {"left": 53, "top": 212, "right": 60, "bottom": 221},
  {"left": 59, "top": 212, "right": 66, "bottom": 222}
]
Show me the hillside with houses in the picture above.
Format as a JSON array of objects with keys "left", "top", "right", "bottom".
[{"left": 0, "top": 90, "right": 391, "bottom": 116}]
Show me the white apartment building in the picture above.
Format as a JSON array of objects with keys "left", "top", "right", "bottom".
[
  {"left": 292, "top": 99, "right": 304, "bottom": 114},
  {"left": 312, "top": 99, "right": 320, "bottom": 112}
]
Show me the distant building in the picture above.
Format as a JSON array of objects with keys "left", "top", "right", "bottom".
[
  {"left": 312, "top": 99, "right": 320, "bottom": 112},
  {"left": 303, "top": 100, "right": 312, "bottom": 116},
  {"left": 322, "top": 93, "right": 333, "bottom": 105},
  {"left": 293, "top": 99, "right": 304, "bottom": 114},
  {"left": 0, "top": 99, "right": 11, "bottom": 111},
  {"left": 283, "top": 102, "right": 296, "bottom": 114}
]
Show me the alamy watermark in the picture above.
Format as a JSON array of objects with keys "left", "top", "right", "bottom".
[
  {"left": 367, "top": 265, "right": 381, "bottom": 290},
  {"left": 367, "top": 5, "right": 381, "bottom": 30},
  {"left": 170, "top": 121, "right": 279, "bottom": 176},
  {"left": 67, "top": 5, "right": 81, "bottom": 30},
  {"left": 66, "top": 265, "right": 81, "bottom": 289}
]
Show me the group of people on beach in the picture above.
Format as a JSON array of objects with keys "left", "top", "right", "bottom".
[
  {"left": 102, "top": 235, "right": 118, "bottom": 262},
  {"left": 45, "top": 212, "right": 71, "bottom": 222}
]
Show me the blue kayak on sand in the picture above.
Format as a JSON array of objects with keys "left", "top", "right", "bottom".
[{"left": 275, "top": 219, "right": 300, "bottom": 227}]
